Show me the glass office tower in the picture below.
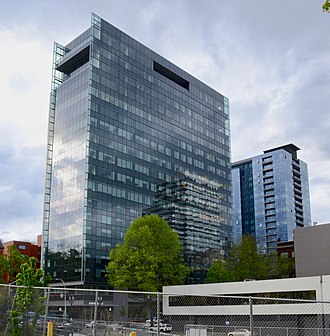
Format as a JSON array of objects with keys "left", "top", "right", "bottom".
[
  {"left": 232, "top": 144, "right": 311, "bottom": 252},
  {"left": 42, "top": 14, "right": 232, "bottom": 286},
  {"left": 146, "top": 171, "right": 231, "bottom": 283}
]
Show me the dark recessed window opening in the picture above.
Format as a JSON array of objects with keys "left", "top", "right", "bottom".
[
  {"left": 153, "top": 61, "right": 189, "bottom": 91},
  {"left": 56, "top": 46, "right": 90, "bottom": 76}
]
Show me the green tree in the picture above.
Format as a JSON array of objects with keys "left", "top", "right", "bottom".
[
  {"left": 5, "top": 245, "right": 29, "bottom": 283},
  {"left": 205, "top": 259, "right": 232, "bottom": 283},
  {"left": 267, "top": 252, "right": 295, "bottom": 279},
  {"left": 107, "top": 214, "right": 190, "bottom": 291},
  {"left": 323, "top": 0, "right": 330, "bottom": 12},
  {"left": 225, "top": 235, "right": 269, "bottom": 281},
  {"left": 206, "top": 236, "right": 294, "bottom": 283},
  {"left": 7, "top": 257, "right": 47, "bottom": 336},
  {"left": 0, "top": 254, "right": 9, "bottom": 283}
]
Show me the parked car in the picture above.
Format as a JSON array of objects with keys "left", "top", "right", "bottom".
[
  {"left": 57, "top": 322, "right": 72, "bottom": 329},
  {"left": 149, "top": 323, "right": 172, "bottom": 333},
  {"left": 85, "top": 321, "right": 94, "bottom": 328},
  {"left": 146, "top": 318, "right": 164, "bottom": 325},
  {"left": 85, "top": 320, "right": 107, "bottom": 328},
  {"left": 227, "top": 329, "right": 251, "bottom": 336}
]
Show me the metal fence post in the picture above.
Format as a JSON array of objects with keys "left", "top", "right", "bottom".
[
  {"left": 4, "top": 285, "right": 18, "bottom": 336},
  {"left": 157, "top": 292, "right": 160, "bottom": 336},
  {"left": 249, "top": 297, "right": 253, "bottom": 335},
  {"left": 43, "top": 287, "right": 51, "bottom": 336},
  {"left": 93, "top": 290, "right": 99, "bottom": 336}
]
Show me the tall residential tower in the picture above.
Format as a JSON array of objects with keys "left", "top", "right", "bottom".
[
  {"left": 42, "top": 14, "right": 232, "bottom": 286},
  {"left": 232, "top": 144, "right": 311, "bottom": 251}
]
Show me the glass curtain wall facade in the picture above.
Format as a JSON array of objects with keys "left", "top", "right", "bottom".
[
  {"left": 42, "top": 13, "right": 232, "bottom": 285},
  {"left": 232, "top": 144, "right": 311, "bottom": 252},
  {"left": 146, "top": 171, "right": 231, "bottom": 283}
]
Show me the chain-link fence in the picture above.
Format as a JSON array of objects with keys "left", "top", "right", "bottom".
[{"left": 1, "top": 284, "right": 330, "bottom": 336}]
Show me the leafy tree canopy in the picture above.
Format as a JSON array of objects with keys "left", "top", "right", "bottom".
[
  {"left": 16, "top": 257, "right": 46, "bottom": 287},
  {"left": 8, "top": 257, "right": 48, "bottom": 336},
  {"left": 206, "top": 235, "right": 294, "bottom": 283},
  {"left": 323, "top": 0, "right": 330, "bottom": 12},
  {"left": 107, "top": 214, "right": 190, "bottom": 291},
  {"left": 205, "top": 258, "right": 232, "bottom": 284},
  {"left": 0, "top": 245, "right": 29, "bottom": 283},
  {"left": 0, "top": 254, "right": 9, "bottom": 283}
]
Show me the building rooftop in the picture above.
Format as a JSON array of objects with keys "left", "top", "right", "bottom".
[
  {"left": 264, "top": 143, "right": 300, "bottom": 159},
  {"left": 231, "top": 157, "right": 253, "bottom": 168},
  {"left": 232, "top": 144, "right": 301, "bottom": 166}
]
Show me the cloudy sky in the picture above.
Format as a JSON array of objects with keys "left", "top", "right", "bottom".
[{"left": 0, "top": 0, "right": 329, "bottom": 243}]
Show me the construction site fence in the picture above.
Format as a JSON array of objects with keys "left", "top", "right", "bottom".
[{"left": 1, "top": 283, "right": 330, "bottom": 336}]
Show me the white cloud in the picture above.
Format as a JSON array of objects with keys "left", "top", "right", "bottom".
[
  {"left": 0, "top": 216, "right": 41, "bottom": 243},
  {"left": 0, "top": 24, "right": 51, "bottom": 148},
  {"left": 0, "top": 25, "right": 52, "bottom": 242}
]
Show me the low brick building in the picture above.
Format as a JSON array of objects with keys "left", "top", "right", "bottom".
[{"left": 2, "top": 240, "right": 41, "bottom": 266}]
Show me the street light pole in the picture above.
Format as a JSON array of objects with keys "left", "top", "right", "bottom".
[{"left": 55, "top": 278, "right": 67, "bottom": 319}]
